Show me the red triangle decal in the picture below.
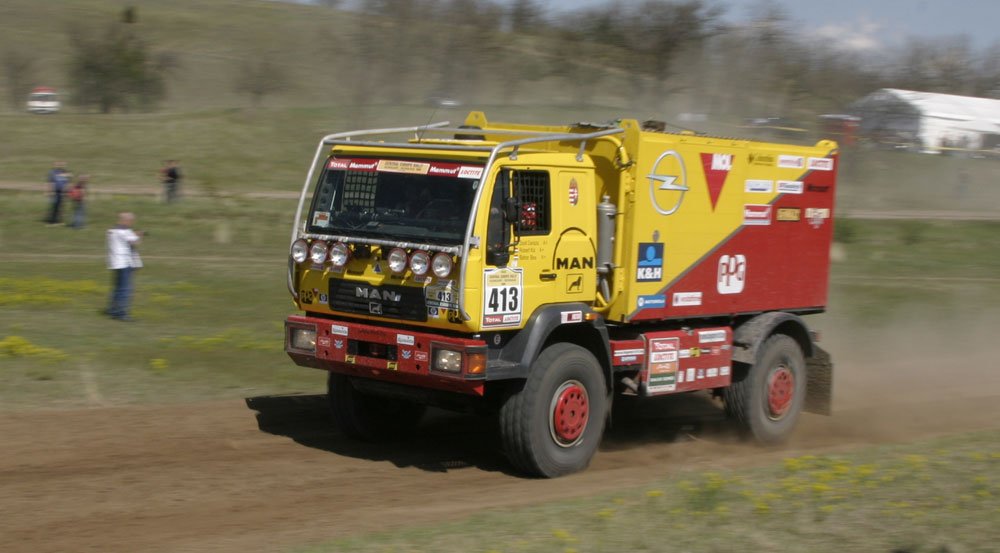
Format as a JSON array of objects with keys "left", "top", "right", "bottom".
[{"left": 700, "top": 153, "right": 732, "bottom": 211}]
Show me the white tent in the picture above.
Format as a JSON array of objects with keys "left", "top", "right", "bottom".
[{"left": 851, "top": 88, "right": 1000, "bottom": 153}]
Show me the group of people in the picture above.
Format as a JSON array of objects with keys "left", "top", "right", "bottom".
[
  {"left": 42, "top": 159, "right": 182, "bottom": 322},
  {"left": 44, "top": 161, "right": 88, "bottom": 228}
]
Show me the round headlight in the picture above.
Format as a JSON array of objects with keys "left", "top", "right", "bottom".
[
  {"left": 432, "top": 253, "right": 454, "bottom": 278},
  {"left": 410, "top": 251, "right": 430, "bottom": 276},
  {"left": 330, "top": 242, "right": 350, "bottom": 268},
  {"left": 387, "top": 248, "right": 408, "bottom": 274},
  {"left": 309, "top": 241, "right": 329, "bottom": 264},
  {"left": 291, "top": 239, "right": 309, "bottom": 263}
]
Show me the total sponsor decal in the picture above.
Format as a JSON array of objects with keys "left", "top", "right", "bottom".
[
  {"left": 777, "top": 180, "right": 804, "bottom": 194},
  {"left": 745, "top": 179, "right": 773, "bottom": 194},
  {"left": 808, "top": 157, "right": 834, "bottom": 171},
  {"left": 698, "top": 329, "right": 727, "bottom": 344},
  {"left": 637, "top": 295, "right": 666, "bottom": 309},
  {"left": 328, "top": 159, "right": 350, "bottom": 170},
  {"left": 717, "top": 254, "right": 747, "bottom": 295},
  {"left": 777, "top": 155, "right": 805, "bottom": 169},
  {"left": 776, "top": 207, "right": 801, "bottom": 222},
  {"left": 743, "top": 204, "right": 772, "bottom": 226},
  {"left": 806, "top": 207, "right": 831, "bottom": 229},
  {"left": 647, "top": 337, "right": 679, "bottom": 393},
  {"left": 700, "top": 153, "right": 733, "bottom": 210},
  {"left": 672, "top": 291, "right": 702, "bottom": 307},
  {"left": 636, "top": 242, "right": 664, "bottom": 282}
]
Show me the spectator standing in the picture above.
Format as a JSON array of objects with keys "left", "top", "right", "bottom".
[
  {"left": 44, "top": 161, "right": 72, "bottom": 224},
  {"left": 106, "top": 212, "right": 144, "bottom": 321},
  {"left": 162, "top": 159, "right": 182, "bottom": 203},
  {"left": 68, "top": 174, "right": 88, "bottom": 229}
]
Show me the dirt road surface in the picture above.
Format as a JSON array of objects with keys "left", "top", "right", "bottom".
[{"left": 3, "top": 343, "right": 999, "bottom": 553}]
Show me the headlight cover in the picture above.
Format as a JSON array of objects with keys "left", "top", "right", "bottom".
[
  {"left": 388, "top": 247, "right": 408, "bottom": 274},
  {"left": 289, "top": 327, "right": 317, "bottom": 351},
  {"left": 410, "top": 251, "right": 430, "bottom": 276},
  {"left": 432, "top": 348, "right": 462, "bottom": 373},
  {"left": 431, "top": 253, "right": 454, "bottom": 278},
  {"left": 291, "top": 239, "right": 309, "bottom": 263},
  {"left": 329, "top": 241, "right": 350, "bottom": 268},
  {"left": 309, "top": 241, "right": 329, "bottom": 264}
]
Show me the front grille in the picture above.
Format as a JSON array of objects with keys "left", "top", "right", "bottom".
[{"left": 329, "top": 280, "right": 428, "bottom": 322}]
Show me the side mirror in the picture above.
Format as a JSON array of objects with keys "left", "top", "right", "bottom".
[{"left": 503, "top": 196, "right": 520, "bottom": 226}]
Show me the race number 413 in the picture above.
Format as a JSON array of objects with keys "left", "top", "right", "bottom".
[
  {"left": 482, "top": 268, "right": 524, "bottom": 327},
  {"left": 717, "top": 254, "right": 746, "bottom": 294}
]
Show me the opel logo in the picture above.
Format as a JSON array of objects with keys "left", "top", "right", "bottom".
[{"left": 648, "top": 150, "right": 688, "bottom": 216}]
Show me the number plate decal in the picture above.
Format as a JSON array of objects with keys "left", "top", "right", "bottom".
[{"left": 482, "top": 268, "right": 523, "bottom": 328}]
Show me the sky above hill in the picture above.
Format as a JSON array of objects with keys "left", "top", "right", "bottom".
[{"left": 535, "top": 0, "right": 997, "bottom": 51}]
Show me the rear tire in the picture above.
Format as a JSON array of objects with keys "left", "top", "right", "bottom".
[
  {"left": 327, "top": 373, "right": 426, "bottom": 441},
  {"left": 724, "top": 334, "right": 806, "bottom": 444},
  {"left": 499, "top": 343, "right": 608, "bottom": 478}
]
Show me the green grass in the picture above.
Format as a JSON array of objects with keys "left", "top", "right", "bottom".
[
  {"left": 299, "top": 430, "right": 1000, "bottom": 553},
  {"left": 0, "top": 191, "right": 325, "bottom": 408}
]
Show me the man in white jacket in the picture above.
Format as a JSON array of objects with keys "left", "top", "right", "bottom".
[{"left": 106, "top": 212, "right": 144, "bottom": 321}]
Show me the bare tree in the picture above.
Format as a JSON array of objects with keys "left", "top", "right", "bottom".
[{"left": 233, "top": 54, "right": 289, "bottom": 108}]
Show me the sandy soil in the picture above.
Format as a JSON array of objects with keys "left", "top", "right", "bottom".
[{"left": 3, "top": 339, "right": 999, "bottom": 553}]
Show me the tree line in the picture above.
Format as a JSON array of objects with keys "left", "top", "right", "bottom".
[{"left": 2, "top": 0, "right": 998, "bottom": 117}]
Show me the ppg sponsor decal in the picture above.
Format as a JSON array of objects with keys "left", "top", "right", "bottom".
[
  {"left": 636, "top": 242, "right": 663, "bottom": 282},
  {"left": 717, "top": 254, "right": 747, "bottom": 295}
]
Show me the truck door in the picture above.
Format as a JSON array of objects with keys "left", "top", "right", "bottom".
[{"left": 482, "top": 166, "right": 596, "bottom": 330}]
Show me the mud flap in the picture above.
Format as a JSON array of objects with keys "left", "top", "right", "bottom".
[{"left": 804, "top": 345, "right": 833, "bottom": 415}]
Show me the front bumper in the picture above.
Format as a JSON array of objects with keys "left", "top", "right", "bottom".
[{"left": 285, "top": 315, "right": 487, "bottom": 396}]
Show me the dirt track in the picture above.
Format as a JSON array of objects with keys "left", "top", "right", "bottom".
[{"left": 3, "top": 349, "right": 999, "bottom": 553}]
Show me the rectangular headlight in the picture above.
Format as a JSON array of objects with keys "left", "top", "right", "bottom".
[
  {"left": 290, "top": 327, "right": 317, "bottom": 352},
  {"left": 432, "top": 348, "right": 462, "bottom": 373}
]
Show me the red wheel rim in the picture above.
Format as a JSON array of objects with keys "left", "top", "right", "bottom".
[
  {"left": 550, "top": 381, "right": 589, "bottom": 446},
  {"left": 767, "top": 366, "right": 794, "bottom": 419}
]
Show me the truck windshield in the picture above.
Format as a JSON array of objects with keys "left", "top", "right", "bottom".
[{"left": 306, "top": 157, "right": 483, "bottom": 244}]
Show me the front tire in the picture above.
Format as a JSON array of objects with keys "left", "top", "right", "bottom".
[
  {"left": 327, "top": 373, "right": 426, "bottom": 441},
  {"left": 499, "top": 343, "right": 608, "bottom": 478},
  {"left": 724, "top": 334, "right": 806, "bottom": 444}
]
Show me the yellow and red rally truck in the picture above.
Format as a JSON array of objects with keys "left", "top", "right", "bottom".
[{"left": 285, "top": 112, "right": 836, "bottom": 477}]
